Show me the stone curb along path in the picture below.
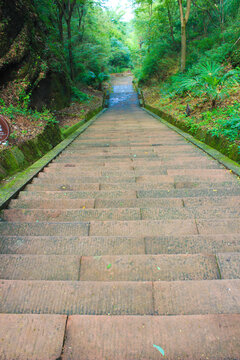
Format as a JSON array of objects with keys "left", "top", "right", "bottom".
[
  {"left": 143, "top": 107, "right": 240, "bottom": 177},
  {"left": 0, "top": 75, "right": 240, "bottom": 359}
]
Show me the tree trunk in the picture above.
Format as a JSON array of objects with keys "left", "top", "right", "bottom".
[
  {"left": 167, "top": 4, "right": 175, "bottom": 44},
  {"left": 178, "top": 0, "right": 191, "bottom": 72},
  {"left": 58, "top": 11, "right": 64, "bottom": 44},
  {"left": 67, "top": 18, "right": 74, "bottom": 80},
  {"left": 181, "top": 23, "right": 186, "bottom": 72}
]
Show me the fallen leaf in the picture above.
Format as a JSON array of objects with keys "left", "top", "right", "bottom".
[
  {"left": 153, "top": 344, "right": 165, "bottom": 356},
  {"left": 107, "top": 264, "right": 112, "bottom": 269}
]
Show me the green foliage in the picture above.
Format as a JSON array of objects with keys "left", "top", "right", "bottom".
[
  {"left": 71, "top": 86, "right": 90, "bottom": 102},
  {"left": 168, "top": 62, "right": 240, "bottom": 108},
  {"left": 0, "top": 99, "right": 57, "bottom": 124},
  {"left": 133, "top": 0, "right": 240, "bottom": 82},
  {"left": 109, "top": 38, "right": 132, "bottom": 70},
  {"left": 174, "top": 103, "right": 240, "bottom": 152}
]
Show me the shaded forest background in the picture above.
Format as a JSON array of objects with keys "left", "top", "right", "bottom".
[{"left": 0, "top": 0, "right": 239, "bottom": 153}]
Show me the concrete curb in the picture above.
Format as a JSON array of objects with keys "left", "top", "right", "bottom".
[
  {"left": 0, "top": 109, "right": 107, "bottom": 210},
  {"left": 143, "top": 107, "right": 240, "bottom": 177}
]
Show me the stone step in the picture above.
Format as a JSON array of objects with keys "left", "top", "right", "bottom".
[
  {"left": 43, "top": 168, "right": 170, "bottom": 175},
  {"left": 34, "top": 172, "right": 236, "bottom": 183},
  {"left": 26, "top": 182, "right": 174, "bottom": 191},
  {"left": 61, "top": 314, "right": 240, "bottom": 360},
  {"left": 145, "top": 234, "right": 240, "bottom": 254},
  {"left": 1, "top": 279, "right": 239, "bottom": 315},
  {"left": 95, "top": 196, "right": 240, "bottom": 208},
  {"left": 18, "top": 190, "right": 137, "bottom": 200},
  {"left": 2, "top": 208, "right": 141, "bottom": 222},
  {"left": 167, "top": 168, "right": 231, "bottom": 176},
  {"left": 48, "top": 162, "right": 134, "bottom": 169},
  {"left": 24, "top": 181, "right": 240, "bottom": 193},
  {"left": 34, "top": 174, "right": 171, "bottom": 183},
  {"left": 56, "top": 152, "right": 204, "bottom": 161},
  {"left": 183, "top": 196, "right": 240, "bottom": 207},
  {"left": 0, "top": 254, "right": 80, "bottom": 280},
  {"left": 79, "top": 254, "right": 219, "bottom": 281},
  {"left": 51, "top": 157, "right": 219, "bottom": 167},
  {"left": 0, "top": 236, "right": 145, "bottom": 255},
  {"left": 35, "top": 174, "right": 137, "bottom": 183},
  {"left": 1, "top": 234, "right": 239, "bottom": 256},
  {"left": 9, "top": 197, "right": 183, "bottom": 209},
  {"left": 26, "top": 182, "right": 100, "bottom": 191},
  {"left": 6, "top": 313, "right": 237, "bottom": 360},
  {"left": 17, "top": 188, "right": 240, "bottom": 201},
  {"left": 0, "top": 222, "right": 89, "bottom": 236},
  {"left": 141, "top": 207, "right": 240, "bottom": 219},
  {"left": 217, "top": 253, "right": 240, "bottom": 279},
  {"left": 137, "top": 188, "right": 240, "bottom": 198},
  {"left": 9, "top": 198, "right": 95, "bottom": 209},
  {"left": 0, "top": 253, "right": 220, "bottom": 281},
  {"left": 0, "top": 314, "right": 66, "bottom": 360},
  {"left": 3, "top": 207, "right": 240, "bottom": 222},
  {"left": 89, "top": 219, "right": 239, "bottom": 237},
  {"left": 100, "top": 181, "right": 238, "bottom": 190},
  {"left": 196, "top": 219, "right": 240, "bottom": 235}
]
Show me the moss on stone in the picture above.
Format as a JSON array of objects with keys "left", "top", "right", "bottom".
[{"left": 145, "top": 104, "right": 240, "bottom": 164}]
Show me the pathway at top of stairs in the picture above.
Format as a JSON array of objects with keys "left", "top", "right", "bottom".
[{"left": 0, "top": 75, "right": 240, "bottom": 360}]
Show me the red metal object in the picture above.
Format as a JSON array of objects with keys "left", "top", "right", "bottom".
[{"left": 0, "top": 115, "right": 10, "bottom": 142}]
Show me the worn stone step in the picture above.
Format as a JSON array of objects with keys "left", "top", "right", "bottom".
[
  {"left": 217, "top": 253, "right": 240, "bottom": 279},
  {"left": 134, "top": 160, "right": 222, "bottom": 169},
  {"left": 43, "top": 168, "right": 169, "bottom": 176},
  {"left": 141, "top": 207, "right": 240, "bottom": 219},
  {"left": 18, "top": 190, "right": 137, "bottom": 200},
  {"left": 95, "top": 198, "right": 184, "bottom": 208},
  {"left": 137, "top": 188, "right": 240, "bottom": 198},
  {"left": 3, "top": 208, "right": 141, "bottom": 222},
  {"left": 196, "top": 219, "right": 240, "bottom": 234},
  {"left": 35, "top": 174, "right": 137, "bottom": 183},
  {"left": 183, "top": 195, "right": 240, "bottom": 207},
  {"left": 0, "top": 222, "right": 89, "bottom": 236},
  {"left": 27, "top": 182, "right": 174, "bottom": 191},
  {"left": 52, "top": 157, "right": 217, "bottom": 167},
  {"left": 4, "top": 207, "right": 240, "bottom": 222},
  {"left": 61, "top": 314, "right": 240, "bottom": 360},
  {"left": 0, "top": 280, "right": 153, "bottom": 315},
  {"left": 0, "top": 236, "right": 145, "bottom": 255},
  {"left": 1, "top": 279, "right": 239, "bottom": 316},
  {"left": 26, "top": 182, "right": 100, "bottom": 191},
  {"left": 0, "top": 314, "right": 66, "bottom": 360},
  {"left": 100, "top": 182, "right": 239, "bottom": 190},
  {"left": 137, "top": 173, "right": 237, "bottom": 183},
  {"left": 94, "top": 196, "right": 240, "bottom": 208},
  {"left": 0, "top": 254, "right": 80, "bottom": 280},
  {"left": 49, "top": 162, "right": 134, "bottom": 169},
  {"left": 145, "top": 234, "right": 240, "bottom": 254},
  {"left": 79, "top": 254, "right": 219, "bottom": 281},
  {"left": 9, "top": 198, "right": 95, "bottom": 209},
  {"left": 167, "top": 168, "right": 231, "bottom": 177},
  {"left": 2, "top": 234, "right": 239, "bottom": 255},
  {"left": 89, "top": 219, "right": 198, "bottom": 236}
]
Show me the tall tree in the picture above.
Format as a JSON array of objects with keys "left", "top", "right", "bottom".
[
  {"left": 178, "top": 0, "right": 191, "bottom": 71},
  {"left": 56, "top": 0, "right": 78, "bottom": 80}
]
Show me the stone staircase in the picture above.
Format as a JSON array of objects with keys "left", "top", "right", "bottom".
[{"left": 0, "top": 76, "right": 239, "bottom": 359}]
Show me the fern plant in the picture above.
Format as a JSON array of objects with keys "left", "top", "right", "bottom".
[{"left": 174, "top": 62, "right": 240, "bottom": 108}]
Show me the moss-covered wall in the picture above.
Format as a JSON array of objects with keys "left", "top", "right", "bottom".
[
  {"left": 144, "top": 104, "right": 240, "bottom": 163},
  {"left": 0, "top": 123, "right": 63, "bottom": 181},
  {"left": 0, "top": 105, "right": 104, "bottom": 181}
]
